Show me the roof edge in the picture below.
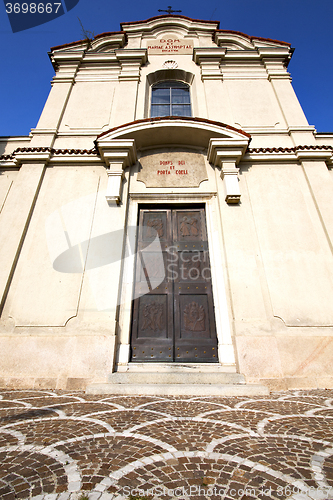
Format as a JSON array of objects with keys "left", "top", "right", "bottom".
[
  {"left": 49, "top": 19, "right": 290, "bottom": 54},
  {"left": 120, "top": 14, "right": 220, "bottom": 29},
  {"left": 215, "top": 29, "right": 291, "bottom": 47},
  {"left": 50, "top": 38, "right": 89, "bottom": 52},
  {"left": 50, "top": 31, "right": 126, "bottom": 52}
]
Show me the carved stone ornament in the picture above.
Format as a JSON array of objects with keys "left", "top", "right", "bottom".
[{"left": 162, "top": 60, "right": 178, "bottom": 69}]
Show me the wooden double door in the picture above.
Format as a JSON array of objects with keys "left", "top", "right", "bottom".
[{"left": 130, "top": 206, "right": 218, "bottom": 362}]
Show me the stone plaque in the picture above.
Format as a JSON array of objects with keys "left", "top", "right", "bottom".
[
  {"left": 137, "top": 150, "right": 208, "bottom": 188},
  {"left": 147, "top": 36, "right": 194, "bottom": 55}
]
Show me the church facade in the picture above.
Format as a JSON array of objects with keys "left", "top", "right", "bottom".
[{"left": 1, "top": 15, "right": 333, "bottom": 392}]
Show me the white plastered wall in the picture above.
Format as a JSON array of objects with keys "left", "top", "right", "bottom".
[{"left": 0, "top": 164, "right": 131, "bottom": 389}]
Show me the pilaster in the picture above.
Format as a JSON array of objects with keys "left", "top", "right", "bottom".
[
  {"left": 193, "top": 48, "right": 229, "bottom": 122},
  {"left": 30, "top": 50, "right": 86, "bottom": 148},
  {"left": 296, "top": 149, "right": 333, "bottom": 256},
  {"left": 111, "top": 49, "right": 147, "bottom": 124},
  {"left": 258, "top": 46, "right": 312, "bottom": 142},
  {"left": 0, "top": 151, "right": 51, "bottom": 314}
]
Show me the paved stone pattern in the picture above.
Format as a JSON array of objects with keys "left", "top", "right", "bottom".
[{"left": 0, "top": 390, "right": 333, "bottom": 499}]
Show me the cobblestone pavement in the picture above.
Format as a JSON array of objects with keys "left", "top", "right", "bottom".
[{"left": 0, "top": 390, "right": 333, "bottom": 500}]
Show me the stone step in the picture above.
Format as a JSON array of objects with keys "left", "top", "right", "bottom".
[
  {"left": 124, "top": 362, "right": 237, "bottom": 373},
  {"left": 86, "top": 383, "right": 269, "bottom": 396},
  {"left": 107, "top": 371, "right": 246, "bottom": 385}
]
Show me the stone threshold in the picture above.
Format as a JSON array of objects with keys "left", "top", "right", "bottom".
[
  {"left": 116, "top": 362, "right": 238, "bottom": 373},
  {"left": 107, "top": 371, "right": 245, "bottom": 385}
]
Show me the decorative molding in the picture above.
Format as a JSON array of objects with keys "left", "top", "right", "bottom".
[
  {"left": 96, "top": 140, "right": 137, "bottom": 167},
  {"left": 14, "top": 150, "right": 52, "bottom": 165},
  {"left": 115, "top": 49, "right": 148, "bottom": 81},
  {"left": 147, "top": 68, "right": 194, "bottom": 86},
  {"left": 193, "top": 48, "right": 226, "bottom": 81},
  {"left": 120, "top": 15, "right": 219, "bottom": 37},
  {"left": 214, "top": 29, "right": 291, "bottom": 49},
  {"left": 0, "top": 147, "right": 99, "bottom": 167},
  {"left": 2, "top": 144, "right": 332, "bottom": 167},
  {"left": 1, "top": 142, "right": 332, "bottom": 185},
  {"left": 96, "top": 139, "right": 137, "bottom": 204},
  {"left": 162, "top": 60, "right": 178, "bottom": 69},
  {"left": 247, "top": 145, "right": 333, "bottom": 154},
  {"left": 129, "top": 192, "right": 216, "bottom": 200},
  {"left": 207, "top": 138, "right": 249, "bottom": 204},
  {"left": 106, "top": 169, "right": 125, "bottom": 204},
  {"left": 96, "top": 116, "right": 251, "bottom": 146},
  {"left": 243, "top": 145, "right": 333, "bottom": 164},
  {"left": 49, "top": 50, "right": 85, "bottom": 80},
  {"left": 207, "top": 139, "right": 249, "bottom": 166}
]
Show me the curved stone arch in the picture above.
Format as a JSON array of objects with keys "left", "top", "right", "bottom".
[
  {"left": 97, "top": 116, "right": 250, "bottom": 149},
  {"left": 147, "top": 68, "right": 194, "bottom": 87}
]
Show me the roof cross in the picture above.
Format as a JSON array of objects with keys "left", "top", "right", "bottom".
[{"left": 158, "top": 6, "right": 182, "bottom": 14}]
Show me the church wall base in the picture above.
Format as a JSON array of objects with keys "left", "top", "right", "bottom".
[
  {"left": 0, "top": 334, "right": 116, "bottom": 391},
  {"left": 236, "top": 334, "right": 333, "bottom": 391}
]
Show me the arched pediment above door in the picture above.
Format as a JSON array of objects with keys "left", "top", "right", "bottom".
[
  {"left": 95, "top": 117, "right": 251, "bottom": 204},
  {"left": 96, "top": 116, "right": 250, "bottom": 150}
]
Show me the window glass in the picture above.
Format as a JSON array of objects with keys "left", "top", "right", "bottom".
[
  {"left": 151, "top": 104, "right": 170, "bottom": 117},
  {"left": 151, "top": 81, "right": 191, "bottom": 117},
  {"left": 172, "top": 104, "right": 191, "bottom": 117},
  {"left": 172, "top": 88, "right": 191, "bottom": 104},
  {"left": 151, "top": 88, "right": 170, "bottom": 104}
]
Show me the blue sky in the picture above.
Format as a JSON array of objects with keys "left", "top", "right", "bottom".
[{"left": 1, "top": 0, "right": 332, "bottom": 136}]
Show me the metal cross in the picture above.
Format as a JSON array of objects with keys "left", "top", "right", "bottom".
[{"left": 158, "top": 6, "right": 182, "bottom": 14}]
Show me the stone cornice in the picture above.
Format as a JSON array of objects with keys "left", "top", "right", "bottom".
[
  {"left": 193, "top": 48, "right": 226, "bottom": 80},
  {"left": 193, "top": 45, "right": 292, "bottom": 80},
  {"left": 248, "top": 145, "right": 333, "bottom": 154},
  {"left": 2, "top": 144, "right": 333, "bottom": 168},
  {"left": 207, "top": 139, "right": 249, "bottom": 166},
  {"left": 49, "top": 50, "right": 86, "bottom": 75},
  {"left": 193, "top": 47, "right": 226, "bottom": 64},
  {"left": 115, "top": 49, "right": 148, "bottom": 81},
  {"left": 207, "top": 138, "right": 249, "bottom": 204},
  {"left": 95, "top": 139, "right": 137, "bottom": 168},
  {"left": 0, "top": 147, "right": 99, "bottom": 167},
  {"left": 115, "top": 49, "right": 148, "bottom": 64},
  {"left": 244, "top": 145, "right": 333, "bottom": 163}
]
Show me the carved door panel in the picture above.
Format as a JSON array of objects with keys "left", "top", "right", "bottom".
[
  {"left": 131, "top": 209, "right": 174, "bottom": 361},
  {"left": 131, "top": 207, "right": 218, "bottom": 362},
  {"left": 172, "top": 209, "right": 218, "bottom": 361}
]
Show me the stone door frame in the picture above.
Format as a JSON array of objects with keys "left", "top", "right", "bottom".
[{"left": 115, "top": 194, "right": 236, "bottom": 371}]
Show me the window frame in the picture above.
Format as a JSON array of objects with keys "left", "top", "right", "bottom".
[{"left": 150, "top": 80, "right": 192, "bottom": 118}]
